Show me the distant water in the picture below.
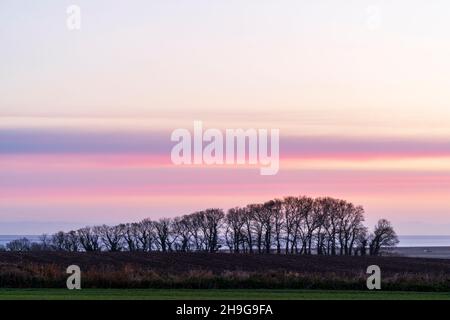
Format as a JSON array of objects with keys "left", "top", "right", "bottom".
[
  {"left": 397, "top": 235, "right": 450, "bottom": 247},
  {"left": 1, "top": 235, "right": 450, "bottom": 248}
]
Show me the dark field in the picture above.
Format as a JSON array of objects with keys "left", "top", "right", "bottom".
[
  {"left": 1, "top": 251, "right": 449, "bottom": 274},
  {"left": 0, "top": 252, "right": 449, "bottom": 291}
]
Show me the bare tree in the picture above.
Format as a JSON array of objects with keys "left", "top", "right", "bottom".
[
  {"left": 290, "top": 196, "right": 314, "bottom": 254},
  {"left": 77, "top": 226, "right": 101, "bottom": 251},
  {"left": 345, "top": 205, "right": 365, "bottom": 255},
  {"left": 154, "top": 218, "right": 172, "bottom": 252},
  {"left": 38, "top": 234, "right": 52, "bottom": 251},
  {"left": 282, "top": 196, "right": 296, "bottom": 254},
  {"left": 306, "top": 198, "right": 323, "bottom": 254},
  {"left": 51, "top": 231, "right": 66, "bottom": 251},
  {"left": 248, "top": 204, "right": 266, "bottom": 253},
  {"left": 225, "top": 207, "right": 246, "bottom": 253},
  {"left": 65, "top": 230, "right": 80, "bottom": 252},
  {"left": 242, "top": 206, "right": 255, "bottom": 253},
  {"left": 354, "top": 226, "right": 369, "bottom": 256},
  {"left": 313, "top": 197, "right": 333, "bottom": 255},
  {"left": 369, "top": 219, "right": 399, "bottom": 256},
  {"left": 6, "top": 238, "right": 31, "bottom": 252},
  {"left": 120, "top": 223, "right": 141, "bottom": 251},
  {"left": 41, "top": 195, "right": 394, "bottom": 257},
  {"left": 136, "top": 218, "right": 154, "bottom": 251},
  {"left": 201, "top": 209, "right": 225, "bottom": 253},
  {"left": 171, "top": 216, "right": 192, "bottom": 251},
  {"left": 265, "top": 199, "right": 284, "bottom": 254},
  {"left": 99, "top": 224, "right": 123, "bottom": 252}
]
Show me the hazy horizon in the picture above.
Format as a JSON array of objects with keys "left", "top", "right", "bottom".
[{"left": 2, "top": 234, "right": 450, "bottom": 248}]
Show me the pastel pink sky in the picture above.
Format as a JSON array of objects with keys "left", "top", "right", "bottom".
[{"left": 1, "top": 1, "right": 450, "bottom": 234}]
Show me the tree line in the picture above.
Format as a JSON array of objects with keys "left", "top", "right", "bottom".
[{"left": 2, "top": 196, "right": 399, "bottom": 256}]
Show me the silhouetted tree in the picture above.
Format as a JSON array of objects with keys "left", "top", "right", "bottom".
[
  {"left": 6, "top": 238, "right": 31, "bottom": 252},
  {"left": 136, "top": 218, "right": 155, "bottom": 251},
  {"left": 369, "top": 219, "right": 399, "bottom": 256},
  {"left": 154, "top": 218, "right": 172, "bottom": 252},
  {"left": 225, "top": 207, "right": 246, "bottom": 253},
  {"left": 39, "top": 195, "right": 397, "bottom": 256},
  {"left": 99, "top": 224, "right": 123, "bottom": 252},
  {"left": 77, "top": 226, "right": 101, "bottom": 251}
]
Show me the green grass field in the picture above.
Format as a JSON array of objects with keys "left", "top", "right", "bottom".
[{"left": 0, "top": 289, "right": 449, "bottom": 300}]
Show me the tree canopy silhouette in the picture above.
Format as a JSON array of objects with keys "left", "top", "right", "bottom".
[{"left": 5, "top": 196, "right": 398, "bottom": 256}]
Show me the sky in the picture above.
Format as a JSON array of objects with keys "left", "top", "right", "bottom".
[{"left": 1, "top": 0, "right": 450, "bottom": 234}]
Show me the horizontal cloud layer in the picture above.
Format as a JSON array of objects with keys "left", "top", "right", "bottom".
[
  {"left": 2, "top": 128, "right": 450, "bottom": 159},
  {"left": 1, "top": 127, "right": 450, "bottom": 235}
]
